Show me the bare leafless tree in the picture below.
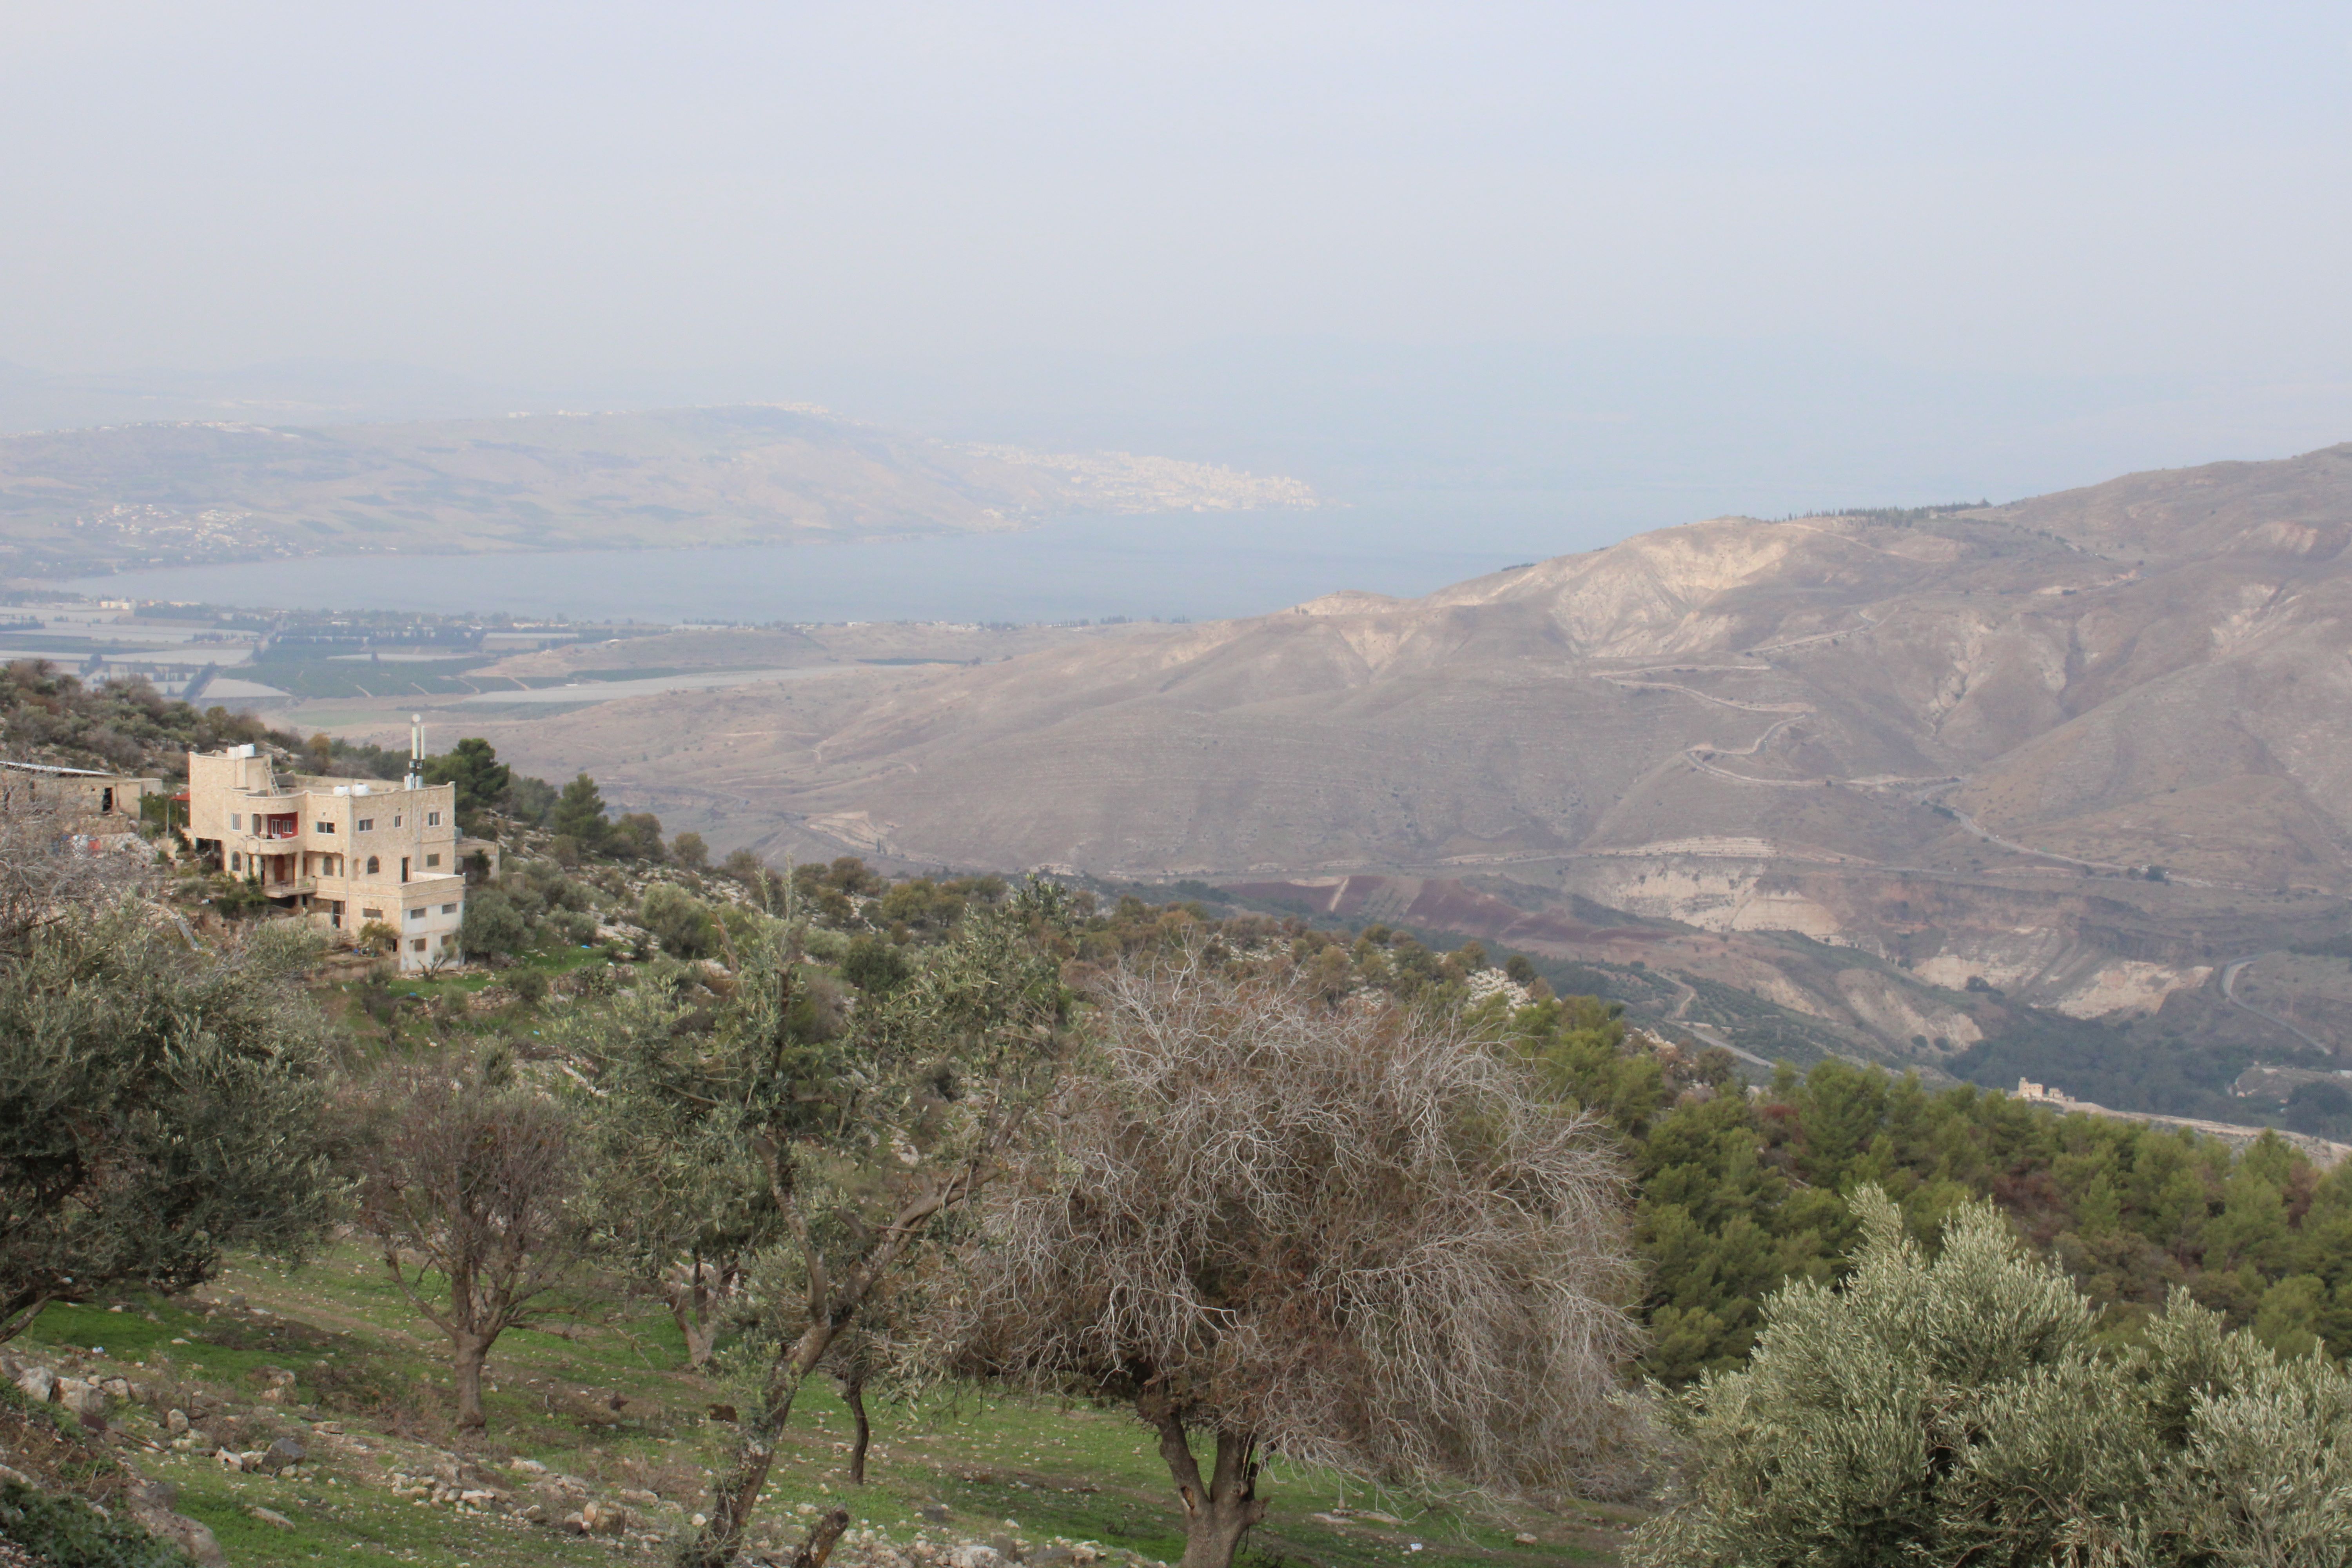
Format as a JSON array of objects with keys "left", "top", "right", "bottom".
[
  {"left": 949, "top": 955, "right": 1642, "bottom": 1568},
  {"left": 357, "top": 1058, "right": 591, "bottom": 1436},
  {"left": 0, "top": 795, "right": 150, "bottom": 960}
]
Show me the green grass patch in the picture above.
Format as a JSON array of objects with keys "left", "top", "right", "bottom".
[{"left": 13, "top": 1247, "right": 1628, "bottom": 1568}]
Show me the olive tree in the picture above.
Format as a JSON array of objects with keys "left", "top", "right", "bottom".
[
  {"left": 357, "top": 1054, "right": 592, "bottom": 1435},
  {"left": 578, "top": 974, "right": 779, "bottom": 1369},
  {"left": 950, "top": 956, "right": 1640, "bottom": 1568},
  {"left": 575, "top": 888, "right": 1076, "bottom": 1568},
  {"left": 0, "top": 813, "right": 338, "bottom": 1344},
  {"left": 1632, "top": 1186, "right": 2352, "bottom": 1567}
]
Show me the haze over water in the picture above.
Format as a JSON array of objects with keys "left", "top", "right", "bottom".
[{"left": 66, "top": 506, "right": 1547, "bottom": 624}]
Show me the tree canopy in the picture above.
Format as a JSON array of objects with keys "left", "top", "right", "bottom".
[
  {"left": 550, "top": 773, "right": 609, "bottom": 847},
  {"left": 357, "top": 1052, "right": 592, "bottom": 1434},
  {"left": 423, "top": 736, "right": 512, "bottom": 823},
  {"left": 952, "top": 956, "right": 1641, "bottom": 1568},
  {"left": 1633, "top": 1185, "right": 2352, "bottom": 1566},
  {"left": 0, "top": 837, "right": 338, "bottom": 1343},
  {"left": 568, "top": 884, "right": 1079, "bottom": 1568},
  {"left": 1511, "top": 1001, "right": 2352, "bottom": 1381}
]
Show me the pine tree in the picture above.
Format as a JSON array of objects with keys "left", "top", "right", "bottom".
[
  {"left": 549, "top": 772, "right": 608, "bottom": 848},
  {"left": 423, "top": 737, "right": 512, "bottom": 822}
]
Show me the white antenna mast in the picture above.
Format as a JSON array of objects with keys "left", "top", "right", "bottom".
[{"left": 406, "top": 713, "right": 424, "bottom": 790}]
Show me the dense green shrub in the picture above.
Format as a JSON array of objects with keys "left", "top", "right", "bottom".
[
  {"left": 606, "top": 811, "right": 666, "bottom": 862},
  {"left": 1514, "top": 1000, "right": 2352, "bottom": 1380},
  {"left": 0, "top": 1481, "right": 192, "bottom": 1568},
  {"left": 1633, "top": 1187, "right": 2352, "bottom": 1566},
  {"left": 1, "top": 897, "right": 338, "bottom": 1344},
  {"left": 460, "top": 885, "right": 530, "bottom": 960},
  {"left": 840, "top": 933, "right": 911, "bottom": 993},
  {"left": 640, "top": 883, "right": 719, "bottom": 960}
]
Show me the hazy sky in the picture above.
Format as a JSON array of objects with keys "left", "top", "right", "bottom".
[{"left": 5, "top": 2, "right": 2351, "bottom": 526}]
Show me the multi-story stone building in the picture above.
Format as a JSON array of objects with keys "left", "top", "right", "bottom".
[{"left": 184, "top": 737, "right": 495, "bottom": 971}]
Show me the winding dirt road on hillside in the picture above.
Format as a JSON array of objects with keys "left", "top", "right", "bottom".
[{"left": 2221, "top": 955, "right": 2335, "bottom": 1054}]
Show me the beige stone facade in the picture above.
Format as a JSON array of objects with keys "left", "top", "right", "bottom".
[
  {"left": 0, "top": 760, "right": 163, "bottom": 843},
  {"left": 185, "top": 745, "right": 496, "bottom": 971}
]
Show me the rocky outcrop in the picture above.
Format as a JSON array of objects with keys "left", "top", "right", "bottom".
[{"left": 0, "top": 1352, "right": 224, "bottom": 1566}]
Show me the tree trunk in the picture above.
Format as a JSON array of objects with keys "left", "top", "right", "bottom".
[
  {"left": 0, "top": 1289, "right": 51, "bottom": 1347},
  {"left": 791, "top": 1506, "right": 852, "bottom": 1568},
  {"left": 671, "top": 1284, "right": 719, "bottom": 1369},
  {"left": 1147, "top": 1407, "right": 1268, "bottom": 1568},
  {"left": 677, "top": 1319, "right": 836, "bottom": 1568},
  {"left": 681, "top": 1152, "right": 983, "bottom": 1567},
  {"left": 452, "top": 1330, "right": 493, "bottom": 1435},
  {"left": 843, "top": 1375, "right": 871, "bottom": 1485}
]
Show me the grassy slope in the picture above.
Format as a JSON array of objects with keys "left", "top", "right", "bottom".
[{"left": 15, "top": 1256, "right": 1631, "bottom": 1568}]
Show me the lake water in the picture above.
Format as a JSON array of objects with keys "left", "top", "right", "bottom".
[{"left": 67, "top": 504, "right": 1588, "bottom": 623}]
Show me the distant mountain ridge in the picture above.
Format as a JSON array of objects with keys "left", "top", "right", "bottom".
[
  {"left": 0, "top": 404, "right": 1320, "bottom": 575},
  {"left": 459, "top": 441, "right": 2352, "bottom": 1113}
]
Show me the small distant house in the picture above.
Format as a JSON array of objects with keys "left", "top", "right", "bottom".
[
  {"left": 0, "top": 759, "right": 163, "bottom": 844},
  {"left": 183, "top": 742, "right": 499, "bottom": 971}
]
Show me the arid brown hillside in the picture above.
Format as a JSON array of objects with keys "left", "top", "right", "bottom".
[{"left": 465, "top": 444, "right": 2352, "bottom": 1076}]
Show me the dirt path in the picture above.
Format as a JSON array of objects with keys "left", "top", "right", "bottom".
[
  {"left": 1657, "top": 973, "right": 1780, "bottom": 1071},
  {"left": 2220, "top": 954, "right": 2335, "bottom": 1054}
]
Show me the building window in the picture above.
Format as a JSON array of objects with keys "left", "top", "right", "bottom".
[
  {"left": 361, "top": 908, "right": 382, "bottom": 921},
  {"left": 426, "top": 810, "right": 441, "bottom": 827},
  {"left": 407, "top": 907, "right": 425, "bottom": 921},
  {"left": 100, "top": 787, "right": 114, "bottom": 813},
  {"left": 230, "top": 813, "right": 242, "bottom": 830},
  {"left": 230, "top": 852, "right": 242, "bottom": 872},
  {"left": 365, "top": 855, "right": 380, "bottom": 874},
  {"left": 425, "top": 853, "right": 441, "bottom": 867},
  {"left": 315, "top": 821, "right": 335, "bottom": 834},
  {"left": 393, "top": 814, "right": 403, "bottom": 828},
  {"left": 440, "top": 902, "right": 457, "bottom": 915},
  {"left": 410, "top": 938, "right": 426, "bottom": 953},
  {"left": 356, "top": 818, "right": 373, "bottom": 832}
]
